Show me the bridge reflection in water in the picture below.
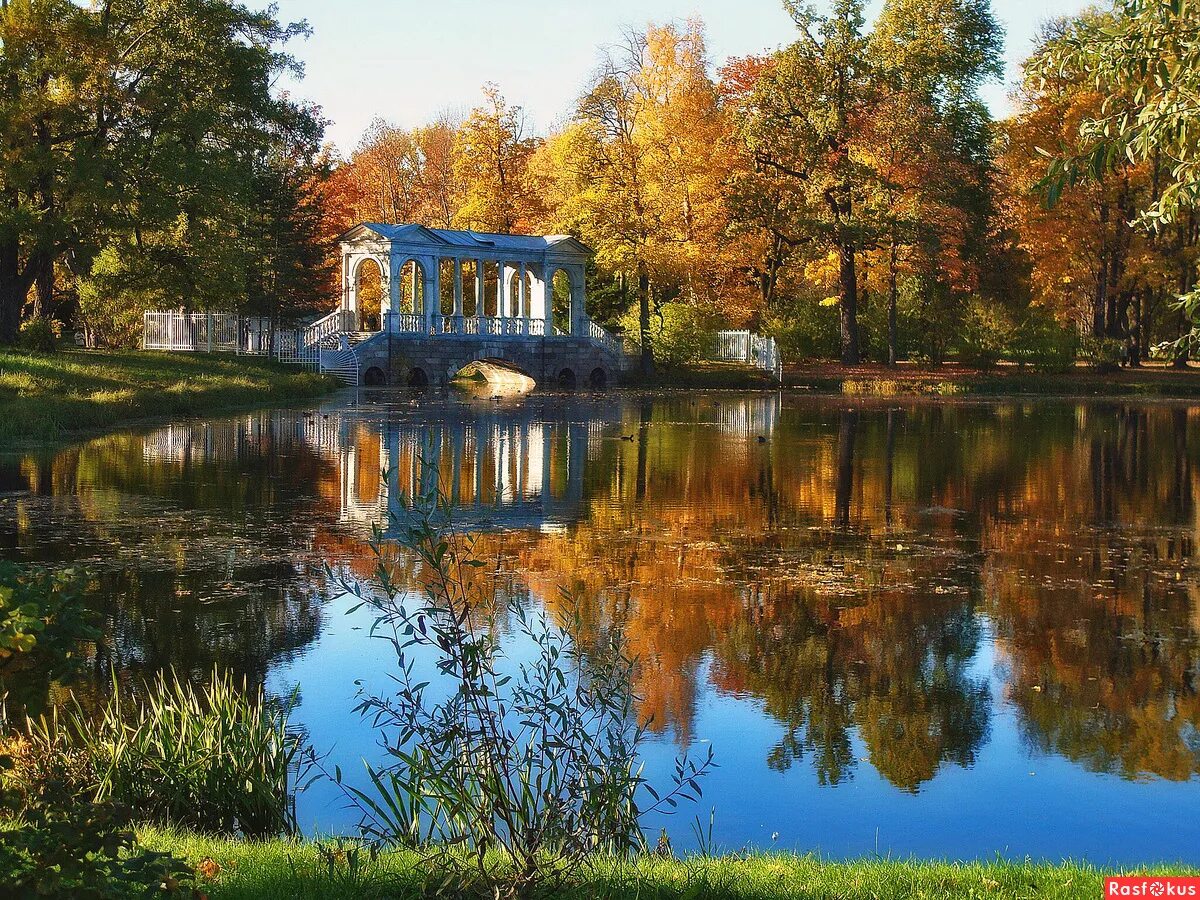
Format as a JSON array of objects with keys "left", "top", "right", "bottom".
[
  {"left": 140, "top": 392, "right": 782, "bottom": 537},
  {"left": 339, "top": 416, "right": 593, "bottom": 533}
]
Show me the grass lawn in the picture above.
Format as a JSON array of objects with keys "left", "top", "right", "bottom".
[
  {"left": 139, "top": 829, "right": 1193, "bottom": 899},
  {"left": 0, "top": 349, "right": 341, "bottom": 446}
]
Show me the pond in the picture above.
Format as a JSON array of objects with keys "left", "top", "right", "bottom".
[{"left": 2, "top": 391, "right": 1198, "bottom": 864}]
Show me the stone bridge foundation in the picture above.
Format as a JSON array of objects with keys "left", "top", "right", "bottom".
[{"left": 353, "top": 333, "right": 623, "bottom": 389}]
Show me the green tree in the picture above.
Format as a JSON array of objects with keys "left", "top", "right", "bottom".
[
  {"left": 0, "top": 0, "right": 322, "bottom": 345},
  {"left": 1038, "top": 0, "right": 1200, "bottom": 356},
  {"left": 738, "top": 0, "right": 874, "bottom": 364}
]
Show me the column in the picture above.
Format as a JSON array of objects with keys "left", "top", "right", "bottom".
[
  {"left": 385, "top": 255, "right": 402, "bottom": 333},
  {"left": 498, "top": 263, "right": 510, "bottom": 321},
  {"left": 537, "top": 267, "right": 553, "bottom": 334},
  {"left": 343, "top": 254, "right": 354, "bottom": 318},
  {"left": 518, "top": 262, "right": 527, "bottom": 334},
  {"left": 571, "top": 267, "right": 585, "bottom": 334},
  {"left": 476, "top": 259, "right": 486, "bottom": 322},
  {"left": 424, "top": 258, "right": 438, "bottom": 333},
  {"left": 452, "top": 258, "right": 464, "bottom": 332}
]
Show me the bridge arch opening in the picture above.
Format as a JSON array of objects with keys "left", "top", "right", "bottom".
[
  {"left": 588, "top": 367, "right": 608, "bottom": 390},
  {"left": 398, "top": 259, "right": 425, "bottom": 315},
  {"left": 551, "top": 268, "right": 573, "bottom": 334},
  {"left": 354, "top": 257, "right": 384, "bottom": 331},
  {"left": 557, "top": 368, "right": 577, "bottom": 390},
  {"left": 406, "top": 366, "right": 429, "bottom": 388},
  {"left": 453, "top": 358, "right": 535, "bottom": 393},
  {"left": 363, "top": 365, "right": 386, "bottom": 386}
]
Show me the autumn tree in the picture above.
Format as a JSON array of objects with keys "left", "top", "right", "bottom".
[
  {"left": 729, "top": 0, "right": 1001, "bottom": 365},
  {"left": 452, "top": 84, "right": 540, "bottom": 233},
  {"left": 1000, "top": 12, "right": 1197, "bottom": 362},
  {"left": 733, "top": 0, "right": 874, "bottom": 364},
  {"left": 532, "top": 20, "right": 744, "bottom": 374}
]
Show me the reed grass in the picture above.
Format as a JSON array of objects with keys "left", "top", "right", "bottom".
[{"left": 34, "top": 669, "right": 302, "bottom": 838}]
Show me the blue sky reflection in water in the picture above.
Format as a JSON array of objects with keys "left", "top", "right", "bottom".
[{"left": 1, "top": 392, "right": 1198, "bottom": 863}]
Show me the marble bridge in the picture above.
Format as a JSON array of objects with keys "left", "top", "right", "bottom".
[{"left": 313, "top": 224, "right": 630, "bottom": 388}]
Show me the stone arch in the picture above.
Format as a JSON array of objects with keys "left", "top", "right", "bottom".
[
  {"left": 550, "top": 268, "right": 574, "bottom": 334},
  {"left": 352, "top": 256, "right": 386, "bottom": 331},
  {"left": 557, "top": 368, "right": 577, "bottom": 389},
  {"left": 363, "top": 365, "right": 386, "bottom": 386},
  {"left": 507, "top": 268, "right": 533, "bottom": 318},
  {"left": 406, "top": 366, "right": 429, "bottom": 388},
  {"left": 397, "top": 258, "right": 426, "bottom": 315},
  {"left": 588, "top": 367, "right": 607, "bottom": 390},
  {"left": 449, "top": 348, "right": 534, "bottom": 384}
]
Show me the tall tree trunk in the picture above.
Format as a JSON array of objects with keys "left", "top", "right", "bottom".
[
  {"left": 33, "top": 256, "right": 54, "bottom": 320},
  {"left": 1093, "top": 204, "right": 1109, "bottom": 339},
  {"left": 838, "top": 240, "right": 860, "bottom": 365},
  {"left": 637, "top": 264, "right": 653, "bottom": 377},
  {"left": 887, "top": 239, "right": 898, "bottom": 367},
  {"left": 0, "top": 237, "right": 22, "bottom": 344}
]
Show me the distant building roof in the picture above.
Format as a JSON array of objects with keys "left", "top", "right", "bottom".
[{"left": 338, "top": 222, "right": 591, "bottom": 256}]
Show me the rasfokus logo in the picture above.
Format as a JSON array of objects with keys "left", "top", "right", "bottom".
[{"left": 1106, "top": 877, "right": 1200, "bottom": 897}]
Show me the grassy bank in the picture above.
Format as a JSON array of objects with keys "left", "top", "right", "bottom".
[
  {"left": 0, "top": 349, "right": 341, "bottom": 445},
  {"left": 785, "top": 360, "right": 1200, "bottom": 397},
  {"left": 137, "top": 829, "right": 1190, "bottom": 899}
]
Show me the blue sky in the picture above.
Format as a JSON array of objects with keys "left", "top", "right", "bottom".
[{"left": 275, "top": 0, "right": 1092, "bottom": 154}]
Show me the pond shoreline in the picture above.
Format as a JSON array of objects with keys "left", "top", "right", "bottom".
[
  {"left": 0, "top": 349, "right": 343, "bottom": 448},
  {"left": 141, "top": 828, "right": 1196, "bottom": 899},
  {"left": 619, "top": 359, "right": 1200, "bottom": 397}
]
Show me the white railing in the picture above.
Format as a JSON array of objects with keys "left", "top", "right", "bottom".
[
  {"left": 303, "top": 308, "right": 356, "bottom": 349},
  {"left": 713, "top": 330, "right": 782, "bottom": 381},
  {"left": 272, "top": 328, "right": 317, "bottom": 366},
  {"left": 585, "top": 319, "right": 622, "bottom": 354},
  {"left": 389, "top": 313, "right": 424, "bottom": 333},
  {"left": 437, "top": 316, "right": 546, "bottom": 337}
]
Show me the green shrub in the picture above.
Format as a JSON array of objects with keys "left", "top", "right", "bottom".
[
  {"left": 1010, "top": 308, "right": 1078, "bottom": 372},
  {"left": 1081, "top": 336, "right": 1126, "bottom": 372},
  {"left": 958, "top": 298, "right": 1015, "bottom": 369},
  {"left": 43, "top": 669, "right": 303, "bottom": 838},
  {"left": 764, "top": 297, "right": 841, "bottom": 360},
  {"left": 326, "top": 486, "right": 714, "bottom": 898},
  {"left": 0, "top": 564, "right": 98, "bottom": 722},
  {"left": 17, "top": 317, "right": 61, "bottom": 353},
  {"left": 620, "top": 301, "right": 717, "bottom": 368},
  {"left": 0, "top": 732, "right": 194, "bottom": 898}
]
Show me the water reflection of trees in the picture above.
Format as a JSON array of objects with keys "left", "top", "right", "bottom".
[
  {"left": 4, "top": 396, "right": 1198, "bottom": 792},
  {"left": 0, "top": 414, "right": 339, "bottom": 710},
  {"left": 983, "top": 404, "right": 1200, "bottom": 780},
  {"left": 517, "top": 398, "right": 1200, "bottom": 789}
]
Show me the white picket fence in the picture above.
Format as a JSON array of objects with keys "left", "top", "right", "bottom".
[
  {"left": 143, "top": 312, "right": 280, "bottom": 354},
  {"left": 143, "top": 312, "right": 320, "bottom": 365},
  {"left": 713, "top": 330, "right": 782, "bottom": 381}
]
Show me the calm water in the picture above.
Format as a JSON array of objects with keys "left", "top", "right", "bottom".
[{"left": 2, "top": 391, "right": 1198, "bottom": 863}]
